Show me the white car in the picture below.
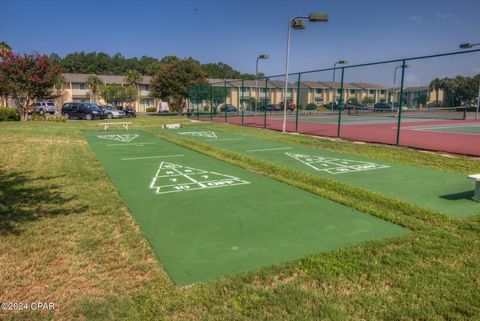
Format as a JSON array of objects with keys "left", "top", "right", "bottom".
[
  {"left": 98, "top": 105, "right": 126, "bottom": 119},
  {"left": 32, "top": 102, "right": 56, "bottom": 114}
]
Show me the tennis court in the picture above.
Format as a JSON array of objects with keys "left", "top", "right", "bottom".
[
  {"left": 401, "top": 123, "right": 480, "bottom": 135},
  {"left": 168, "top": 127, "right": 480, "bottom": 219},
  {"left": 85, "top": 131, "right": 406, "bottom": 285},
  {"left": 201, "top": 107, "right": 480, "bottom": 156}
]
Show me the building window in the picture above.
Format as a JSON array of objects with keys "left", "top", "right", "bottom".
[
  {"left": 315, "top": 88, "right": 323, "bottom": 94},
  {"left": 350, "top": 89, "right": 356, "bottom": 94},
  {"left": 141, "top": 98, "right": 155, "bottom": 108},
  {"left": 139, "top": 84, "right": 150, "bottom": 91},
  {"left": 369, "top": 90, "right": 375, "bottom": 95},
  {"left": 72, "top": 83, "right": 87, "bottom": 90}
]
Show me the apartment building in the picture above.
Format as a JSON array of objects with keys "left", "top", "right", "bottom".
[
  {"left": 52, "top": 74, "right": 444, "bottom": 113},
  {"left": 56, "top": 73, "right": 158, "bottom": 112}
]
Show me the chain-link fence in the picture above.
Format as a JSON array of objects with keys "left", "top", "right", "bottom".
[{"left": 188, "top": 49, "right": 480, "bottom": 157}]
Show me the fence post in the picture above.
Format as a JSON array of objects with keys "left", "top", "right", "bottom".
[
  {"left": 264, "top": 77, "right": 268, "bottom": 128},
  {"left": 224, "top": 81, "right": 227, "bottom": 123},
  {"left": 241, "top": 79, "right": 245, "bottom": 126},
  {"left": 210, "top": 84, "right": 213, "bottom": 121},
  {"left": 197, "top": 87, "right": 201, "bottom": 120},
  {"left": 337, "top": 67, "right": 345, "bottom": 137},
  {"left": 396, "top": 60, "right": 406, "bottom": 145},
  {"left": 295, "top": 73, "right": 301, "bottom": 132}
]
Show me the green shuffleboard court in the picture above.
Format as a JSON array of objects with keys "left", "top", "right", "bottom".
[
  {"left": 166, "top": 128, "right": 480, "bottom": 219},
  {"left": 85, "top": 131, "right": 406, "bottom": 285}
]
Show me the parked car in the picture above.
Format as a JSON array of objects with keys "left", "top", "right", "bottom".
[
  {"left": 219, "top": 104, "right": 237, "bottom": 112},
  {"left": 123, "top": 107, "right": 137, "bottom": 118},
  {"left": 32, "top": 102, "right": 56, "bottom": 115},
  {"left": 374, "top": 102, "right": 395, "bottom": 111},
  {"left": 98, "top": 105, "right": 126, "bottom": 119},
  {"left": 114, "top": 106, "right": 136, "bottom": 118},
  {"left": 278, "top": 102, "right": 296, "bottom": 111},
  {"left": 61, "top": 102, "right": 105, "bottom": 120},
  {"left": 259, "top": 104, "right": 279, "bottom": 111}
]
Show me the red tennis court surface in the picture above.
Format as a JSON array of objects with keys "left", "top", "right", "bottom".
[{"left": 204, "top": 114, "right": 480, "bottom": 157}]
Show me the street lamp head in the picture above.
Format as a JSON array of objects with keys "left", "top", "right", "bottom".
[
  {"left": 258, "top": 54, "right": 270, "bottom": 59},
  {"left": 308, "top": 12, "right": 329, "bottom": 22},
  {"left": 291, "top": 19, "right": 306, "bottom": 29},
  {"left": 337, "top": 60, "right": 348, "bottom": 64},
  {"left": 460, "top": 43, "right": 473, "bottom": 49}
]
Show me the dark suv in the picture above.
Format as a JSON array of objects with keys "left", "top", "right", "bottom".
[
  {"left": 374, "top": 102, "right": 395, "bottom": 111},
  {"left": 61, "top": 103, "right": 105, "bottom": 120}
]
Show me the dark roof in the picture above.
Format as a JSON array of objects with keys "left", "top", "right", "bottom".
[{"left": 62, "top": 73, "right": 152, "bottom": 85}]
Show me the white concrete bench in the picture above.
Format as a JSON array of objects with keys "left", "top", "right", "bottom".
[
  {"left": 468, "top": 174, "right": 480, "bottom": 201},
  {"left": 98, "top": 122, "right": 132, "bottom": 131},
  {"left": 161, "top": 123, "right": 182, "bottom": 129}
]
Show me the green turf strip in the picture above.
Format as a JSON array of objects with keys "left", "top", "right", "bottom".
[
  {"left": 85, "top": 131, "right": 406, "bottom": 285},
  {"left": 166, "top": 127, "right": 480, "bottom": 219}
]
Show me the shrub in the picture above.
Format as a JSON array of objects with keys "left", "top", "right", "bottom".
[
  {"left": 146, "top": 107, "right": 157, "bottom": 112},
  {"left": 306, "top": 103, "right": 317, "bottom": 110},
  {"left": 31, "top": 114, "right": 67, "bottom": 122},
  {"left": 0, "top": 107, "right": 20, "bottom": 121}
]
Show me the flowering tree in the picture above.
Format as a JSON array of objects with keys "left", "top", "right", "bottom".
[{"left": 0, "top": 51, "right": 63, "bottom": 121}]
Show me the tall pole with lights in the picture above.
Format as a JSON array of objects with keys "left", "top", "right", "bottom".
[
  {"left": 332, "top": 60, "right": 348, "bottom": 110},
  {"left": 282, "top": 13, "right": 329, "bottom": 132},
  {"left": 459, "top": 42, "right": 480, "bottom": 119},
  {"left": 255, "top": 54, "right": 269, "bottom": 115}
]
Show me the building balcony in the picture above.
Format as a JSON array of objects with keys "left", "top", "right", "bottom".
[
  {"left": 72, "top": 89, "right": 89, "bottom": 96},
  {"left": 139, "top": 90, "right": 151, "bottom": 97}
]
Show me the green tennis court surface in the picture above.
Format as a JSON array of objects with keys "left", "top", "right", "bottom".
[
  {"left": 167, "top": 128, "right": 480, "bottom": 219},
  {"left": 403, "top": 123, "right": 480, "bottom": 135},
  {"left": 85, "top": 131, "right": 406, "bottom": 285}
]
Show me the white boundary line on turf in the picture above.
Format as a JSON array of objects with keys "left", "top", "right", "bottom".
[
  {"left": 107, "top": 142, "right": 157, "bottom": 146},
  {"left": 246, "top": 147, "right": 292, "bottom": 152},
  {"left": 207, "top": 138, "right": 245, "bottom": 141},
  {"left": 121, "top": 155, "right": 185, "bottom": 161}
]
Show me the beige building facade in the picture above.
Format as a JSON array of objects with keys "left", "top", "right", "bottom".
[
  {"left": 51, "top": 74, "right": 445, "bottom": 112},
  {"left": 56, "top": 73, "right": 158, "bottom": 112}
]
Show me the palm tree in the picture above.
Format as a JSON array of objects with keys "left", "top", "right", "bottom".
[
  {"left": 429, "top": 78, "right": 441, "bottom": 107},
  {"left": 86, "top": 75, "right": 104, "bottom": 104},
  {"left": 124, "top": 70, "right": 143, "bottom": 110},
  {"left": 54, "top": 77, "right": 67, "bottom": 111}
]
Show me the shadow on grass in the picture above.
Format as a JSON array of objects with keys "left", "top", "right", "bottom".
[{"left": 0, "top": 169, "right": 87, "bottom": 235}]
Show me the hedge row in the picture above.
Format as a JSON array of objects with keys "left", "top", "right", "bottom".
[{"left": 0, "top": 107, "right": 20, "bottom": 121}]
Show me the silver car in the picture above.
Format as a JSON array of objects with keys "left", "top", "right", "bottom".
[
  {"left": 33, "top": 102, "right": 56, "bottom": 114},
  {"left": 98, "top": 105, "right": 126, "bottom": 119}
]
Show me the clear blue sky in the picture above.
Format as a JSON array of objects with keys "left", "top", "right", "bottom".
[{"left": 1, "top": 0, "right": 479, "bottom": 85}]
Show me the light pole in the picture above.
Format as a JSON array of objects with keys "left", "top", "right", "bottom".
[
  {"left": 255, "top": 54, "right": 269, "bottom": 115},
  {"left": 393, "top": 64, "right": 409, "bottom": 108},
  {"left": 282, "top": 13, "right": 328, "bottom": 132},
  {"left": 332, "top": 60, "right": 348, "bottom": 111},
  {"left": 459, "top": 42, "right": 480, "bottom": 119}
]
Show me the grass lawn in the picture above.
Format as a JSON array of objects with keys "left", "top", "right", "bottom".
[{"left": 0, "top": 115, "right": 479, "bottom": 320}]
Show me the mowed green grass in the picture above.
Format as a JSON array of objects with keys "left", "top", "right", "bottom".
[{"left": 0, "top": 116, "right": 479, "bottom": 320}]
